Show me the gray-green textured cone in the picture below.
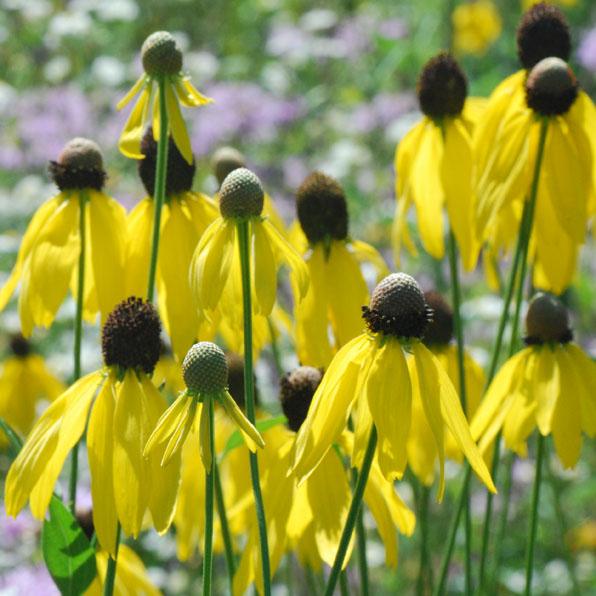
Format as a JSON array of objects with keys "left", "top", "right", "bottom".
[
  {"left": 219, "top": 167, "right": 264, "bottom": 218},
  {"left": 182, "top": 341, "right": 229, "bottom": 393},
  {"left": 142, "top": 31, "right": 183, "bottom": 76}
]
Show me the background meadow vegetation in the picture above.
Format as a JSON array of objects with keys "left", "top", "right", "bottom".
[{"left": 2, "top": 0, "right": 596, "bottom": 593}]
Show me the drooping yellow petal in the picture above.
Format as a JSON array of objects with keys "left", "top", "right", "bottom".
[
  {"left": 199, "top": 397, "right": 212, "bottom": 471},
  {"left": 0, "top": 196, "right": 60, "bottom": 312},
  {"left": 566, "top": 344, "right": 596, "bottom": 437},
  {"left": 20, "top": 195, "right": 80, "bottom": 336},
  {"left": 116, "top": 74, "right": 148, "bottom": 110},
  {"left": 533, "top": 346, "right": 559, "bottom": 435},
  {"left": 165, "top": 81, "right": 193, "bottom": 165},
  {"left": 293, "top": 334, "right": 372, "bottom": 484},
  {"left": 350, "top": 373, "right": 374, "bottom": 470},
  {"left": 113, "top": 370, "right": 151, "bottom": 538},
  {"left": 262, "top": 219, "right": 309, "bottom": 300},
  {"left": 413, "top": 343, "right": 496, "bottom": 499},
  {"left": 87, "top": 373, "right": 118, "bottom": 555},
  {"left": 349, "top": 239, "right": 390, "bottom": 281},
  {"left": 252, "top": 218, "right": 277, "bottom": 316},
  {"left": 125, "top": 198, "right": 154, "bottom": 297},
  {"left": 190, "top": 218, "right": 235, "bottom": 311},
  {"left": 119, "top": 85, "right": 151, "bottom": 160},
  {"left": 219, "top": 390, "right": 265, "bottom": 452},
  {"left": 326, "top": 242, "right": 368, "bottom": 349},
  {"left": 88, "top": 191, "right": 127, "bottom": 323},
  {"left": 307, "top": 448, "right": 352, "bottom": 567},
  {"left": 5, "top": 371, "right": 101, "bottom": 518},
  {"left": 174, "top": 77, "right": 214, "bottom": 107},
  {"left": 152, "top": 87, "right": 160, "bottom": 142},
  {"left": 364, "top": 341, "right": 411, "bottom": 481}
]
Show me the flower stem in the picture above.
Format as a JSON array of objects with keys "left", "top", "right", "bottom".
[
  {"left": 446, "top": 228, "right": 472, "bottom": 596},
  {"left": 324, "top": 425, "right": 377, "bottom": 596},
  {"left": 102, "top": 523, "right": 121, "bottom": 596},
  {"left": 237, "top": 218, "right": 272, "bottom": 596},
  {"left": 524, "top": 433, "right": 545, "bottom": 596},
  {"left": 355, "top": 508, "right": 369, "bottom": 596},
  {"left": 146, "top": 75, "right": 169, "bottom": 303},
  {"left": 339, "top": 570, "right": 350, "bottom": 596},
  {"left": 203, "top": 398, "right": 215, "bottom": 596},
  {"left": 69, "top": 191, "right": 87, "bottom": 515},
  {"left": 416, "top": 484, "right": 433, "bottom": 596},
  {"left": 215, "top": 457, "right": 236, "bottom": 595}
]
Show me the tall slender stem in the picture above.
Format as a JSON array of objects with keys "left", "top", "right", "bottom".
[
  {"left": 237, "top": 218, "right": 272, "bottom": 596},
  {"left": 355, "top": 508, "right": 369, "bottom": 596},
  {"left": 69, "top": 191, "right": 87, "bottom": 514},
  {"left": 203, "top": 398, "right": 215, "bottom": 596},
  {"left": 146, "top": 75, "right": 169, "bottom": 303},
  {"left": 339, "top": 570, "right": 350, "bottom": 596},
  {"left": 324, "top": 425, "right": 377, "bottom": 596},
  {"left": 524, "top": 433, "right": 545, "bottom": 596},
  {"left": 214, "top": 458, "right": 236, "bottom": 595},
  {"left": 446, "top": 229, "right": 472, "bottom": 596},
  {"left": 102, "top": 523, "right": 121, "bottom": 596},
  {"left": 417, "top": 484, "right": 432, "bottom": 596}
]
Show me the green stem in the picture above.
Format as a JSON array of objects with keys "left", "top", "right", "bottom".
[
  {"left": 446, "top": 228, "right": 472, "bottom": 596},
  {"left": 237, "top": 218, "right": 272, "bottom": 596},
  {"left": 203, "top": 398, "right": 215, "bottom": 596},
  {"left": 339, "top": 570, "right": 350, "bottom": 596},
  {"left": 476, "top": 117, "right": 549, "bottom": 593},
  {"left": 417, "top": 484, "right": 432, "bottom": 596},
  {"left": 524, "top": 433, "right": 545, "bottom": 596},
  {"left": 355, "top": 508, "right": 369, "bottom": 596},
  {"left": 69, "top": 191, "right": 87, "bottom": 515},
  {"left": 102, "top": 523, "right": 121, "bottom": 596},
  {"left": 146, "top": 75, "right": 169, "bottom": 303},
  {"left": 215, "top": 457, "right": 236, "bottom": 595},
  {"left": 324, "top": 425, "right": 377, "bottom": 596},
  {"left": 305, "top": 566, "right": 320, "bottom": 596}
]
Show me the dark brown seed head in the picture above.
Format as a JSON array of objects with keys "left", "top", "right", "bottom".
[
  {"left": 138, "top": 127, "right": 195, "bottom": 197},
  {"left": 417, "top": 52, "right": 467, "bottom": 121},
  {"left": 524, "top": 291, "right": 572, "bottom": 345},
  {"left": 280, "top": 366, "right": 323, "bottom": 432},
  {"left": 422, "top": 291, "right": 453, "bottom": 346},
  {"left": 182, "top": 342, "right": 229, "bottom": 394},
  {"left": 219, "top": 168, "right": 264, "bottom": 218},
  {"left": 141, "top": 31, "right": 183, "bottom": 77},
  {"left": 49, "top": 137, "right": 106, "bottom": 191},
  {"left": 9, "top": 333, "right": 31, "bottom": 358},
  {"left": 101, "top": 297, "right": 162, "bottom": 375},
  {"left": 516, "top": 3, "right": 571, "bottom": 70},
  {"left": 296, "top": 172, "right": 348, "bottom": 245},
  {"left": 525, "top": 57, "right": 578, "bottom": 116},
  {"left": 362, "top": 273, "right": 433, "bottom": 339},
  {"left": 212, "top": 147, "right": 247, "bottom": 187}
]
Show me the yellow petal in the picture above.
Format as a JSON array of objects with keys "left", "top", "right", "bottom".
[
  {"left": 5, "top": 371, "right": 101, "bottom": 518},
  {"left": 165, "top": 81, "right": 193, "bottom": 164},
  {"left": 365, "top": 341, "right": 411, "bottom": 481},
  {"left": 349, "top": 239, "right": 390, "bottom": 281},
  {"left": 190, "top": 218, "right": 235, "bottom": 311},
  {"left": 116, "top": 74, "right": 148, "bottom": 110},
  {"left": 113, "top": 370, "right": 151, "bottom": 538},
  {"left": 566, "top": 344, "right": 596, "bottom": 437},
  {"left": 219, "top": 390, "right": 265, "bottom": 451},
  {"left": 119, "top": 85, "right": 151, "bottom": 159},
  {"left": 200, "top": 397, "right": 212, "bottom": 471},
  {"left": 174, "top": 77, "right": 214, "bottom": 107},
  {"left": 252, "top": 219, "right": 277, "bottom": 316},
  {"left": 87, "top": 374, "right": 118, "bottom": 555},
  {"left": 125, "top": 198, "right": 154, "bottom": 297},
  {"left": 534, "top": 347, "right": 559, "bottom": 435}
]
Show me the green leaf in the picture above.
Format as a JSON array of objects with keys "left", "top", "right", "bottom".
[
  {"left": 42, "top": 496, "right": 97, "bottom": 596},
  {"left": 0, "top": 416, "right": 23, "bottom": 453},
  {"left": 221, "top": 414, "right": 287, "bottom": 459}
]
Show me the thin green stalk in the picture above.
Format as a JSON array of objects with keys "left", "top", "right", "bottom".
[
  {"left": 69, "top": 191, "right": 87, "bottom": 514},
  {"left": 102, "top": 523, "right": 121, "bottom": 596},
  {"left": 215, "top": 458, "right": 236, "bottom": 595},
  {"left": 324, "top": 425, "right": 377, "bottom": 596},
  {"left": 146, "top": 75, "right": 169, "bottom": 303},
  {"left": 355, "top": 509, "right": 369, "bottom": 596},
  {"left": 305, "top": 566, "right": 320, "bottom": 596},
  {"left": 544, "top": 443, "right": 581, "bottom": 596},
  {"left": 524, "top": 433, "right": 545, "bottom": 596},
  {"left": 416, "top": 484, "right": 432, "bottom": 596},
  {"left": 446, "top": 229, "right": 472, "bottom": 596},
  {"left": 203, "top": 398, "right": 215, "bottom": 596},
  {"left": 237, "top": 219, "right": 271, "bottom": 596},
  {"left": 339, "top": 570, "right": 350, "bottom": 596},
  {"left": 476, "top": 118, "right": 549, "bottom": 593}
]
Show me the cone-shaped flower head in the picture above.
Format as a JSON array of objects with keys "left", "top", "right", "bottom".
[
  {"left": 139, "top": 127, "right": 195, "bottom": 197},
  {"left": 0, "top": 137, "right": 127, "bottom": 336},
  {"left": 293, "top": 272, "right": 496, "bottom": 500},
  {"left": 525, "top": 56, "right": 578, "bottom": 116},
  {"left": 296, "top": 172, "right": 348, "bottom": 245},
  {"left": 280, "top": 366, "right": 323, "bottom": 432},
  {"left": 516, "top": 2, "right": 570, "bottom": 70},
  {"left": 393, "top": 52, "right": 479, "bottom": 272},
  {"left": 212, "top": 146, "right": 247, "bottom": 187},
  {"left": 417, "top": 52, "right": 467, "bottom": 122},
  {"left": 102, "top": 297, "right": 161, "bottom": 376},
  {"left": 145, "top": 341, "right": 264, "bottom": 471},
  {"left": 524, "top": 291, "right": 572, "bottom": 345},
  {"left": 219, "top": 167, "right": 264, "bottom": 218},
  {"left": 117, "top": 30, "right": 213, "bottom": 165},
  {"left": 422, "top": 291, "right": 454, "bottom": 346}
]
